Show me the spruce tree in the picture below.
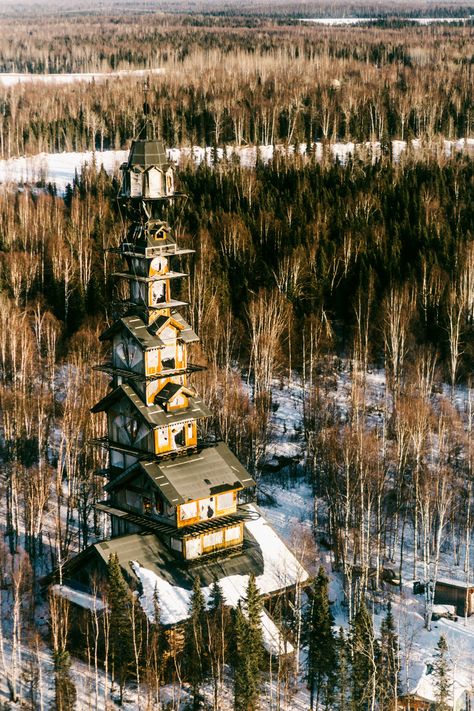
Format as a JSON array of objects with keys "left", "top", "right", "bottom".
[
  {"left": 107, "top": 553, "right": 135, "bottom": 704},
  {"left": 233, "top": 574, "right": 264, "bottom": 711},
  {"left": 305, "top": 566, "right": 337, "bottom": 710},
  {"left": 207, "top": 579, "right": 230, "bottom": 711},
  {"left": 433, "top": 635, "right": 450, "bottom": 711},
  {"left": 185, "top": 576, "right": 207, "bottom": 710},
  {"left": 350, "top": 599, "right": 378, "bottom": 711},
  {"left": 336, "top": 627, "right": 350, "bottom": 711},
  {"left": 147, "top": 585, "right": 167, "bottom": 704},
  {"left": 52, "top": 650, "right": 76, "bottom": 711},
  {"left": 378, "top": 602, "right": 399, "bottom": 710}
]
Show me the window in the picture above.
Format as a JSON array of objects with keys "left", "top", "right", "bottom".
[
  {"left": 199, "top": 497, "right": 215, "bottom": 520},
  {"left": 225, "top": 525, "right": 241, "bottom": 542},
  {"left": 186, "top": 423, "right": 195, "bottom": 443},
  {"left": 150, "top": 256, "right": 167, "bottom": 275},
  {"left": 170, "top": 395, "right": 185, "bottom": 409},
  {"left": 151, "top": 280, "right": 166, "bottom": 305},
  {"left": 171, "top": 538, "right": 182, "bottom": 553},
  {"left": 147, "top": 167, "right": 163, "bottom": 197},
  {"left": 185, "top": 537, "right": 201, "bottom": 559},
  {"left": 203, "top": 531, "right": 223, "bottom": 549},
  {"left": 125, "top": 490, "right": 141, "bottom": 509},
  {"left": 148, "top": 350, "right": 159, "bottom": 370},
  {"left": 180, "top": 501, "right": 197, "bottom": 521},
  {"left": 161, "top": 344, "right": 175, "bottom": 370},
  {"left": 157, "top": 427, "right": 169, "bottom": 449},
  {"left": 217, "top": 492, "right": 234, "bottom": 511},
  {"left": 171, "top": 425, "right": 185, "bottom": 448},
  {"left": 116, "top": 338, "right": 143, "bottom": 369}
]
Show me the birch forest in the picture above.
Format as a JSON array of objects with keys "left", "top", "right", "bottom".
[{"left": 0, "top": 0, "right": 474, "bottom": 709}]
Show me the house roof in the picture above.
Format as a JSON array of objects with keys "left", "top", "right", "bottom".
[
  {"left": 155, "top": 382, "right": 195, "bottom": 407},
  {"left": 105, "top": 441, "right": 256, "bottom": 505},
  {"left": 99, "top": 314, "right": 199, "bottom": 348},
  {"left": 402, "top": 660, "right": 470, "bottom": 706},
  {"left": 62, "top": 505, "right": 309, "bottom": 621},
  {"left": 436, "top": 577, "right": 474, "bottom": 590},
  {"left": 127, "top": 140, "right": 169, "bottom": 170},
  {"left": 91, "top": 382, "right": 211, "bottom": 427}
]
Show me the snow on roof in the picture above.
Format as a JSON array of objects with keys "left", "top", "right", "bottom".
[
  {"left": 51, "top": 584, "right": 106, "bottom": 612},
  {"left": 260, "top": 609, "right": 294, "bottom": 656},
  {"left": 437, "top": 577, "right": 474, "bottom": 590},
  {"left": 405, "top": 660, "right": 470, "bottom": 706},
  {"left": 131, "top": 506, "right": 308, "bottom": 652}
]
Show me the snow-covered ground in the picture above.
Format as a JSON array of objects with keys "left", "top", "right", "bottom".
[
  {"left": 0, "top": 68, "right": 164, "bottom": 87},
  {"left": 259, "top": 367, "right": 474, "bottom": 706},
  {"left": 1, "top": 138, "right": 473, "bottom": 193},
  {"left": 300, "top": 16, "right": 473, "bottom": 25}
]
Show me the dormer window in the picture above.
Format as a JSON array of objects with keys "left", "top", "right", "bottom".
[{"left": 151, "top": 280, "right": 167, "bottom": 305}]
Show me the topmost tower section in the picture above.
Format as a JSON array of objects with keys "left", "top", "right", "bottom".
[{"left": 119, "top": 138, "right": 175, "bottom": 202}]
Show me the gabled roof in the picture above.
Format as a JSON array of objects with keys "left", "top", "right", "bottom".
[
  {"left": 154, "top": 382, "right": 195, "bottom": 407},
  {"left": 148, "top": 314, "right": 183, "bottom": 337},
  {"left": 171, "top": 311, "right": 200, "bottom": 344},
  {"left": 58, "top": 505, "right": 309, "bottom": 627},
  {"left": 91, "top": 382, "right": 211, "bottom": 427},
  {"left": 100, "top": 314, "right": 198, "bottom": 348},
  {"left": 105, "top": 441, "right": 256, "bottom": 505},
  {"left": 100, "top": 315, "right": 158, "bottom": 348}
]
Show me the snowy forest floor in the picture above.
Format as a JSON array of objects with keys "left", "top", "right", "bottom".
[{"left": 1, "top": 363, "right": 474, "bottom": 708}]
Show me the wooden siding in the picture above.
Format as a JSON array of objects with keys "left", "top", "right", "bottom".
[
  {"left": 177, "top": 489, "right": 237, "bottom": 529},
  {"left": 153, "top": 420, "right": 197, "bottom": 455},
  {"left": 182, "top": 521, "right": 244, "bottom": 560}
]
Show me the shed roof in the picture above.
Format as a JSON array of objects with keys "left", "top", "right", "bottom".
[
  {"left": 105, "top": 441, "right": 255, "bottom": 505},
  {"left": 436, "top": 577, "right": 474, "bottom": 590},
  {"left": 91, "top": 382, "right": 211, "bottom": 427}
]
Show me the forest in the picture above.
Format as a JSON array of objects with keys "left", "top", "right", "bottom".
[{"left": 0, "top": 1, "right": 474, "bottom": 709}]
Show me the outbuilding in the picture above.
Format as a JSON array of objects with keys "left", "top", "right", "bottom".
[{"left": 434, "top": 577, "right": 474, "bottom": 617}]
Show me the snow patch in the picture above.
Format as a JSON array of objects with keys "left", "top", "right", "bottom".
[
  {"left": 0, "top": 68, "right": 164, "bottom": 87},
  {"left": 131, "top": 507, "right": 307, "bottom": 654}
]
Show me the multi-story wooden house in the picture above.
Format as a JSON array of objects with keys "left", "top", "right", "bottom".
[{"left": 51, "top": 129, "right": 309, "bottom": 655}]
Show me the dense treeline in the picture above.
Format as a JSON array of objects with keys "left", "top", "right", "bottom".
[
  {"left": 0, "top": 152, "right": 473, "bottom": 705},
  {"left": 0, "top": 153, "right": 473, "bottom": 386},
  {"left": 0, "top": 14, "right": 473, "bottom": 156}
]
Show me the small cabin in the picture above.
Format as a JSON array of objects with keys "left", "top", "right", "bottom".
[{"left": 434, "top": 578, "right": 474, "bottom": 617}]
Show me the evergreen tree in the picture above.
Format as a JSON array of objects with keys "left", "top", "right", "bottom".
[
  {"left": 107, "top": 553, "right": 135, "bottom": 704},
  {"left": 185, "top": 576, "right": 207, "bottom": 710},
  {"left": 350, "top": 599, "right": 378, "bottom": 711},
  {"left": 233, "top": 574, "right": 264, "bottom": 711},
  {"left": 336, "top": 627, "right": 350, "bottom": 711},
  {"left": 146, "top": 585, "right": 167, "bottom": 705},
  {"left": 433, "top": 635, "right": 450, "bottom": 711},
  {"left": 305, "top": 566, "right": 337, "bottom": 710},
  {"left": 52, "top": 650, "right": 76, "bottom": 711},
  {"left": 207, "top": 579, "right": 230, "bottom": 711},
  {"left": 378, "top": 602, "right": 399, "bottom": 710}
]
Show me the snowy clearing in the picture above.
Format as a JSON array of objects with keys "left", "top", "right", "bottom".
[
  {"left": 300, "top": 16, "right": 473, "bottom": 25},
  {"left": 1, "top": 138, "right": 474, "bottom": 192},
  {"left": 0, "top": 67, "right": 164, "bottom": 87}
]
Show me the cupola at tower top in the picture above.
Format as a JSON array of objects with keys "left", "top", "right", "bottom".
[{"left": 120, "top": 138, "right": 175, "bottom": 200}]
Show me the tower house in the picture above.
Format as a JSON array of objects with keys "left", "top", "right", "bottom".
[{"left": 92, "top": 136, "right": 256, "bottom": 560}]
